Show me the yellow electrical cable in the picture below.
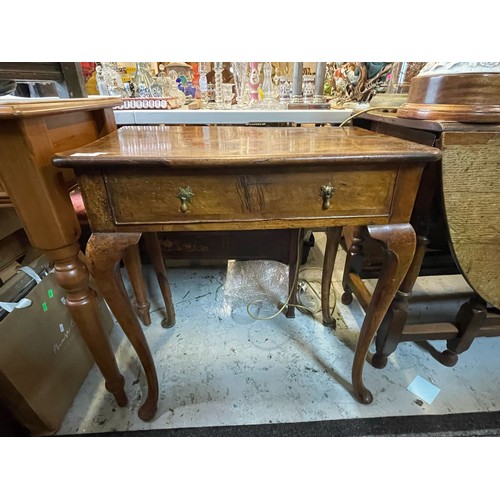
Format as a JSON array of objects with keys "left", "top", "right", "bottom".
[
  {"left": 338, "top": 106, "right": 400, "bottom": 127},
  {"left": 294, "top": 267, "right": 335, "bottom": 316}
]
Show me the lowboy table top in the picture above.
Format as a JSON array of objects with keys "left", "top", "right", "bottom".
[{"left": 53, "top": 125, "right": 441, "bottom": 168}]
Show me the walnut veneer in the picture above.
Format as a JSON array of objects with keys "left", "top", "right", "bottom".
[{"left": 53, "top": 124, "right": 441, "bottom": 419}]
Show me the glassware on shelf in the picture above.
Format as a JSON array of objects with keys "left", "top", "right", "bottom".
[
  {"left": 258, "top": 62, "right": 282, "bottom": 109},
  {"left": 302, "top": 75, "right": 315, "bottom": 103},
  {"left": 155, "top": 64, "right": 175, "bottom": 98},
  {"left": 207, "top": 83, "right": 215, "bottom": 104},
  {"left": 95, "top": 65, "right": 109, "bottom": 96},
  {"left": 199, "top": 62, "right": 209, "bottom": 108},
  {"left": 150, "top": 78, "right": 163, "bottom": 98},
  {"left": 261, "top": 62, "right": 273, "bottom": 99},
  {"left": 232, "top": 62, "right": 249, "bottom": 108},
  {"left": 100, "top": 62, "right": 126, "bottom": 97},
  {"left": 123, "top": 82, "right": 133, "bottom": 98},
  {"left": 133, "top": 62, "right": 154, "bottom": 98},
  {"left": 279, "top": 75, "right": 291, "bottom": 104},
  {"left": 273, "top": 65, "right": 281, "bottom": 87},
  {"left": 222, "top": 83, "right": 234, "bottom": 109},
  {"left": 249, "top": 62, "right": 260, "bottom": 105},
  {"left": 214, "top": 62, "right": 224, "bottom": 109},
  {"left": 155, "top": 64, "right": 168, "bottom": 94}
]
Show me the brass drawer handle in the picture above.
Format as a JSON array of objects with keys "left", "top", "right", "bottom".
[
  {"left": 177, "top": 186, "right": 194, "bottom": 213},
  {"left": 320, "top": 183, "right": 335, "bottom": 210}
]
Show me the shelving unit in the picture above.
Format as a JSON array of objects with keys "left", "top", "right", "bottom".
[{"left": 114, "top": 107, "right": 353, "bottom": 125}]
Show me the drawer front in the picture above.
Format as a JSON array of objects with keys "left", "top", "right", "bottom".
[{"left": 104, "top": 166, "right": 397, "bottom": 225}]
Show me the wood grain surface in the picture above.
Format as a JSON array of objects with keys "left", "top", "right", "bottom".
[
  {"left": 440, "top": 132, "right": 500, "bottom": 308},
  {"left": 0, "top": 96, "right": 121, "bottom": 119},
  {"left": 58, "top": 126, "right": 439, "bottom": 233},
  {"left": 397, "top": 72, "right": 500, "bottom": 122},
  {"left": 53, "top": 125, "right": 441, "bottom": 169}
]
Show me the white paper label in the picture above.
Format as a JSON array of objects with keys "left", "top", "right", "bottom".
[{"left": 70, "top": 152, "right": 108, "bottom": 157}]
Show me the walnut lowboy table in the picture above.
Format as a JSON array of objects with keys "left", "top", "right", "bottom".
[{"left": 53, "top": 125, "right": 441, "bottom": 420}]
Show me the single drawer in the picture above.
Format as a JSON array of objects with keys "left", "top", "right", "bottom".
[{"left": 103, "top": 165, "right": 397, "bottom": 226}]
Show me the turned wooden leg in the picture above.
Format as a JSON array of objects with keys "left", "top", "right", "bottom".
[
  {"left": 143, "top": 232, "right": 176, "bottom": 328},
  {"left": 441, "top": 294, "right": 488, "bottom": 366},
  {"left": 352, "top": 224, "right": 416, "bottom": 404},
  {"left": 51, "top": 244, "right": 127, "bottom": 407},
  {"left": 322, "top": 227, "right": 342, "bottom": 327},
  {"left": 122, "top": 244, "right": 151, "bottom": 327},
  {"left": 86, "top": 233, "right": 159, "bottom": 421},
  {"left": 341, "top": 227, "right": 364, "bottom": 306},
  {"left": 373, "top": 235, "right": 430, "bottom": 369}
]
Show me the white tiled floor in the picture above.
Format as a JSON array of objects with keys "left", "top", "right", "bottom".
[{"left": 57, "top": 233, "right": 500, "bottom": 435}]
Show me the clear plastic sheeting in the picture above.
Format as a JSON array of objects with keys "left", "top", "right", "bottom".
[{"left": 207, "top": 260, "right": 290, "bottom": 323}]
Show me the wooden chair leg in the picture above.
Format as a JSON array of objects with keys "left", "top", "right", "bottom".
[{"left": 440, "top": 294, "right": 488, "bottom": 366}]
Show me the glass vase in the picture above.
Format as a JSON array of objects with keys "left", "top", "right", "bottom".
[{"left": 232, "top": 62, "right": 249, "bottom": 108}]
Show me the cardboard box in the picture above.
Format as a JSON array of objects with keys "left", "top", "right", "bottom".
[{"left": 0, "top": 256, "right": 114, "bottom": 436}]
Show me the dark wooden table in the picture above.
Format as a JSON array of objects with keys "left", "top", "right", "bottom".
[
  {"left": 350, "top": 111, "right": 500, "bottom": 367},
  {"left": 53, "top": 124, "right": 441, "bottom": 420}
]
